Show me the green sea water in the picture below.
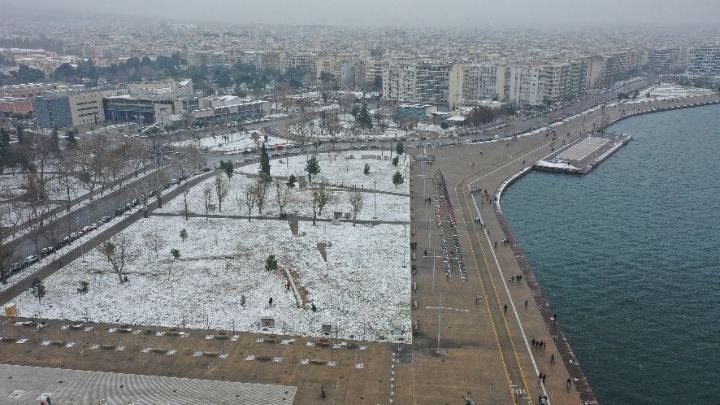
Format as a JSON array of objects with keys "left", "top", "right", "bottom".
[{"left": 501, "top": 103, "right": 720, "bottom": 404}]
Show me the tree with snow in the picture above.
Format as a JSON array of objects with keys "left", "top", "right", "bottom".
[
  {"left": 219, "top": 160, "right": 234, "bottom": 179},
  {"left": 396, "top": 141, "right": 404, "bottom": 156},
  {"left": 392, "top": 171, "right": 404, "bottom": 187},
  {"left": 259, "top": 143, "right": 271, "bottom": 178},
  {"left": 31, "top": 278, "right": 46, "bottom": 306},
  {"left": 96, "top": 235, "right": 137, "bottom": 284},
  {"left": 305, "top": 155, "right": 320, "bottom": 182},
  {"left": 77, "top": 281, "right": 89, "bottom": 295},
  {"left": 286, "top": 174, "right": 297, "bottom": 189},
  {"left": 265, "top": 255, "right": 278, "bottom": 273},
  {"left": 349, "top": 192, "right": 364, "bottom": 226},
  {"left": 392, "top": 156, "right": 399, "bottom": 167},
  {"left": 214, "top": 173, "right": 229, "bottom": 212},
  {"left": 169, "top": 248, "right": 181, "bottom": 276}
]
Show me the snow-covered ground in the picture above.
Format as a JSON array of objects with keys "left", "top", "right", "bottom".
[
  {"left": 173, "top": 131, "right": 289, "bottom": 153},
  {"left": 237, "top": 150, "right": 411, "bottom": 194},
  {"left": 12, "top": 151, "right": 412, "bottom": 342},
  {"left": 623, "top": 83, "right": 715, "bottom": 104},
  {"left": 13, "top": 215, "right": 411, "bottom": 342}
]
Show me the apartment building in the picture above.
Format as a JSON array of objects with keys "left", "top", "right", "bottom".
[
  {"left": 688, "top": 46, "right": 720, "bottom": 76},
  {"left": 382, "top": 60, "right": 452, "bottom": 107}
]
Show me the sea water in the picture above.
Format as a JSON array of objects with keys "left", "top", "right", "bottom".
[{"left": 501, "top": 103, "right": 720, "bottom": 404}]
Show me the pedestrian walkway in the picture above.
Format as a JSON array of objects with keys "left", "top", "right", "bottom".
[{"left": 0, "top": 364, "right": 296, "bottom": 404}]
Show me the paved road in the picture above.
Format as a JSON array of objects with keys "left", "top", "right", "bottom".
[{"left": 0, "top": 363, "right": 296, "bottom": 404}]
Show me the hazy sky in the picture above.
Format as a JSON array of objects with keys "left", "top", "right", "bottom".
[{"left": 15, "top": 0, "right": 720, "bottom": 27}]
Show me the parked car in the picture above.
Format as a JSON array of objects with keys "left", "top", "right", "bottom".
[
  {"left": 24, "top": 255, "right": 38, "bottom": 265},
  {"left": 40, "top": 246, "right": 54, "bottom": 256},
  {"left": 82, "top": 226, "right": 94, "bottom": 233},
  {"left": 10, "top": 263, "right": 21, "bottom": 274},
  {"left": 101, "top": 216, "right": 112, "bottom": 223}
]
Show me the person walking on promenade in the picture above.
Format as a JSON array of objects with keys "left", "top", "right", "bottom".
[
  {"left": 567, "top": 377, "right": 572, "bottom": 390},
  {"left": 321, "top": 386, "right": 326, "bottom": 399},
  {"left": 504, "top": 304, "right": 508, "bottom": 314},
  {"left": 475, "top": 295, "right": 481, "bottom": 305},
  {"left": 525, "top": 299, "right": 529, "bottom": 309},
  {"left": 550, "top": 353, "right": 555, "bottom": 364}
]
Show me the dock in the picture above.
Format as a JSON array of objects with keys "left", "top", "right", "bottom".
[{"left": 534, "top": 132, "right": 632, "bottom": 175}]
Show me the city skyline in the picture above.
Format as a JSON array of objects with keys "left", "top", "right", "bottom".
[{"left": 8, "top": 0, "right": 720, "bottom": 28}]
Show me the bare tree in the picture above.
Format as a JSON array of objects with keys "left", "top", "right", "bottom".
[
  {"left": 349, "top": 191, "right": 364, "bottom": 226},
  {"left": 286, "top": 114, "right": 315, "bottom": 158},
  {"left": 31, "top": 134, "right": 57, "bottom": 182},
  {"left": 203, "top": 183, "right": 213, "bottom": 219},
  {"left": 0, "top": 205, "right": 13, "bottom": 284},
  {"left": 121, "top": 137, "right": 150, "bottom": 176},
  {"left": 148, "top": 168, "right": 170, "bottom": 209},
  {"left": 311, "top": 180, "right": 334, "bottom": 225},
  {"left": 182, "top": 188, "right": 191, "bottom": 220},
  {"left": 214, "top": 173, "right": 229, "bottom": 212},
  {"left": 244, "top": 185, "right": 256, "bottom": 221},
  {"left": 251, "top": 176, "right": 269, "bottom": 215},
  {"left": 144, "top": 231, "right": 165, "bottom": 258},
  {"left": 96, "top": 235, "right": 137, "bottom": 284},
  {"left": 275, "top": 179, "right": 291, "bottom": 215},
  {"left": 55, "top": 153, "right": 79, "bottom": 213},
  {"left": 321, "top": 112, "right": 343, "bottom": 157},
  {"left": 172, "top": 145, "right": 205, "bottom": 180}
]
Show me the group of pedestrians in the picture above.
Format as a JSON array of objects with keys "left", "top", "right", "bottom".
[{"left": 531, "top": 338, "right": 547, "bottom": 350}]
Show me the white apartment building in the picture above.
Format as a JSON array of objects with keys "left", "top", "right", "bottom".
[{"left": 688, "top": 46, "right": 720, "bottom": 76}]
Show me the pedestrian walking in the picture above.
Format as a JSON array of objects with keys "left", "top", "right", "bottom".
[
  {"left": 269, "top": 297, "right": 273, "bottom": 307},
  {"left": 321, "top": 386, "right": 326, "bottom": 399},
  {"left": 553, "top": 313, "right": 557, "bottom": 324},
  {"left": 475, "top": 295, "right": 481, "bottom": 305},
  {"left": 524, "top": 299, "right": 528, "bottom": 309},
  {"left": 566, "top": 377, "right": 572, "bottom": 390},
  {"left": 504, "top": 304, "right": 508, "bottom": 314},
  {"left": 551, "top": 354, "right": 555, "bottom": 364}
]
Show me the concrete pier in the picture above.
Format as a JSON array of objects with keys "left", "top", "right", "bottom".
[{"left": 534, "top": 132, "right": 633, "bottom": 175}]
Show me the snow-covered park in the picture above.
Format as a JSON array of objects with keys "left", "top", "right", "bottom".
[
  {"left": 13, "top": 151, "right": 413, "bottom": 342},
  {"left": 623, "top": 82, "right": 715, "bottom": 104},
  {"left": 173, "top": 130, "right": 289, "bottom": 153}
]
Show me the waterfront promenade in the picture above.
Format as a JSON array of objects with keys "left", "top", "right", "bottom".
[
  {"left": 407, "top": 93, "right": 720, "bottom": 404},
  {"left": 0, "top": 93, "right": 718, "bottom": 405}
]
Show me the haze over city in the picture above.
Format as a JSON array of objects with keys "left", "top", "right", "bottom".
[
  {"left": 1, "top": 0, "right": 720, "bottom": 404},
  {"left": 9, "top": 0, "right": 720, "bottom": 27}
]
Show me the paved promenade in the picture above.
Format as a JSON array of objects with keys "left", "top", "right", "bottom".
[
  {"left": 0, "top": 93, "right": 718, "bottom": 405},
  {"left": 407, "top": 94, "right": 720, "bottom": 404}
]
